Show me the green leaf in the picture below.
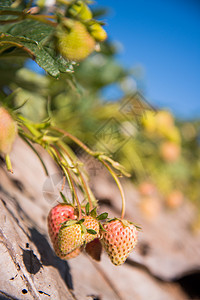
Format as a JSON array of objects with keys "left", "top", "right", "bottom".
[
  {"left": 99, "top": 223, "right": 106, "bottom": 231},
  {"left": 80, "top": 224, "right": 87, "bottom": 234},
  {"left": 0, "top": 20, "right": 74, "bottom": 77},
  {"left": 60, "top": 219, "right": 77, "bottom": 227},
  {"left": 85, "top": 202, "right": 90, "bottom": 215},
  {"left": 86, "top": 229, "right": 97, "bottom": 235},
  {"left": 78, "top": 218, "right": 84, "bottom": 224},
  {"left": 90, "top": 207, "right": 97, "bottom": 218},
  {"left": 60, "top": 191, "right": 69, "bottom": 203},
  {"left": 97, "top": 212, "right": 108, "bottom": 220},
  {"left": 120, "top": 219, "right": 130, "bottom": 227},
  {"left": 134, "top": 224, "right": 142, "bottom": 231}
]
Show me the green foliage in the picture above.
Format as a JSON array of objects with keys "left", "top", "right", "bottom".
[
  {"left": 0, "top": 17, "right": 73, "bottom": 77},
  {"left": 0, "top": 0, "right": 199, "bottom": 225}
]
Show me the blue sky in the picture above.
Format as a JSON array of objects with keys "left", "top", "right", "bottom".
[{"left": 96, "top": 0, "right": 200, "bottom": 119}]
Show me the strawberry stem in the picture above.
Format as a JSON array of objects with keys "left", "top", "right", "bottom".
[
  {"left": 51, "top": 127, "right": 127, "bottom": 217},
  {"left": 48, "top": 144, "right": 82, "bottom": 219},
  {"left": 100, "top": 160, "right": 126, "bottom": 220},
  {"left": 49, "top": 145, "right": 75, "bottom": 204},
  {"left": 51, "top": 127, "right": 98, "bottom": 157},
  {"left": 57, "top": 141, "right": 94, "bottom": 210},
  {"left": 62, "top": 166, "right": 82, "bottom": 219}
]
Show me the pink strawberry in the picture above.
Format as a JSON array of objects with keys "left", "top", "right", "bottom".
[
  {"left": 85, "top": 238, "right": 102, "bottom": 261},
  {"left": 0, "top": 107, "right": 17, "bottom": 155},
  {"left": 101, "top": 219, "right": 138, "bottom": 266},
  {"left": 47, "top": 203, "right": 82, "bottom": 259},
  {"left": 48, "top": 203, "right": 76, "bottom": 240}
]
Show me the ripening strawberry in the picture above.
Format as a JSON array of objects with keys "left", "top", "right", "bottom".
[
  {"left": 47, "top": 203, "right": 81, "bottom": 259},
  {"left": 101, "top": 219, "right": 138, "bottom": 266},
  {"left": 67, "top": 1, "right": 92, "bottom": 21},
  {"left": 56, "top": 20, "right": 95, "bottom": 61},
  {"left": 85, "top": 238, "right": 102, "bottom": 261},
  {"left": 53, "top": 240, "right": 82, "bottom": 260},
  {"left": 58, "top": 215, "right": 99, "bottom": 255},
  {"left": 83, "top": 215, "right": 99, "bottom": 243},
  {"left": 0, "top": 107, "right": 17, "bottom": 155},
  {"left": 58, "top": 222, "right": 85, "bottom": 255},
  {"left": 88, "top": 23, "right": 107, "bottom": 42}
]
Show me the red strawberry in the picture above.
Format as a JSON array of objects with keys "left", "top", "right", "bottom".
[
  {"left": 47, "top": 203, "right": 81, "bottom": 259},
  {"left": 101, "top": 219, "right": 138, "bottom": 266},
  {"left": 85, "top": 238, "right": 102, "bottom": 261},
  {"left": 58, "top": 222, "right": 85, "bottom": 254},
  {"left": 0, "top": 107, "right": 17, "bottom": 155}
]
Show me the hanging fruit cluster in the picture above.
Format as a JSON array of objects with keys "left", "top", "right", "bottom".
[
  {"left": 0, "top": 0, "right": 139, "bottom": 266},
  {"left": 48, "top": 201, "right": 139, "bottom": 266}
]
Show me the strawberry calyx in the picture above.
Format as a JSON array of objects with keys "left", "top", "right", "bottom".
[
  {"left": 83, "top": 202, "right": 108, "bottom": 220},
  {"left": 59, "top": 217, "right": 98, "bottom": 236},
  {"left": 103, "top": 217, "right": 142, "bottom": 231}
]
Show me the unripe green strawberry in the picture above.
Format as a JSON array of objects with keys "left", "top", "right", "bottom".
[
  {"left": 58, "top": 222, "right": 85, "bottom": 254},
  {"left": 85, "top": 238, "right": 102, "bottom": 261},
  {"left": 83, "top": 215, "right": 99, "bottom": 243},
  {"left": 88, "top": 23, "right": 107, "bottom": 42},
  {"left": 47, "top": 203, "right": 82, "bottom": 260},
  {"left": 67, "top": 1, "right": 92, "bottom": 21},
  {"left": 58, "top": 215, "right": 99, "bottom": 255},
  {"left": 0, "top": 107, "right": 17, "bottom": 155},
  {"left": 101, "top": 219, "right": 138, "bottom": 266},
  {"left": 56, "top": 20, "right": 96, "bottom": 61}
]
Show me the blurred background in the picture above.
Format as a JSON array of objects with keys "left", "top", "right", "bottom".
[{"left": 95, "top": 0, "right": 200, "bottom": 119}]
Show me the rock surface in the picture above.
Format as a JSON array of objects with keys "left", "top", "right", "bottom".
[{"left": 0, "top": 138, "right": 199, "bottom": 300}]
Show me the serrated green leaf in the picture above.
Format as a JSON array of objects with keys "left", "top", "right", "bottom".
[
  {"left": 0, "top": 19, "right": 74, "bottom": 77},
  {"left": 5, "top": 19, "right": 53, "bottom": 42},
  {"left": 86, "top": 229, "right": 97, "bottom": 235},
  {"left": 97, "top": 212, "right": 108, "bottom": 220}
]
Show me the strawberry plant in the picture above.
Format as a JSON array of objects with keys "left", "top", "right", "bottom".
[{"left": 0, "top": 0, "right": 140, "bottom": 266}]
